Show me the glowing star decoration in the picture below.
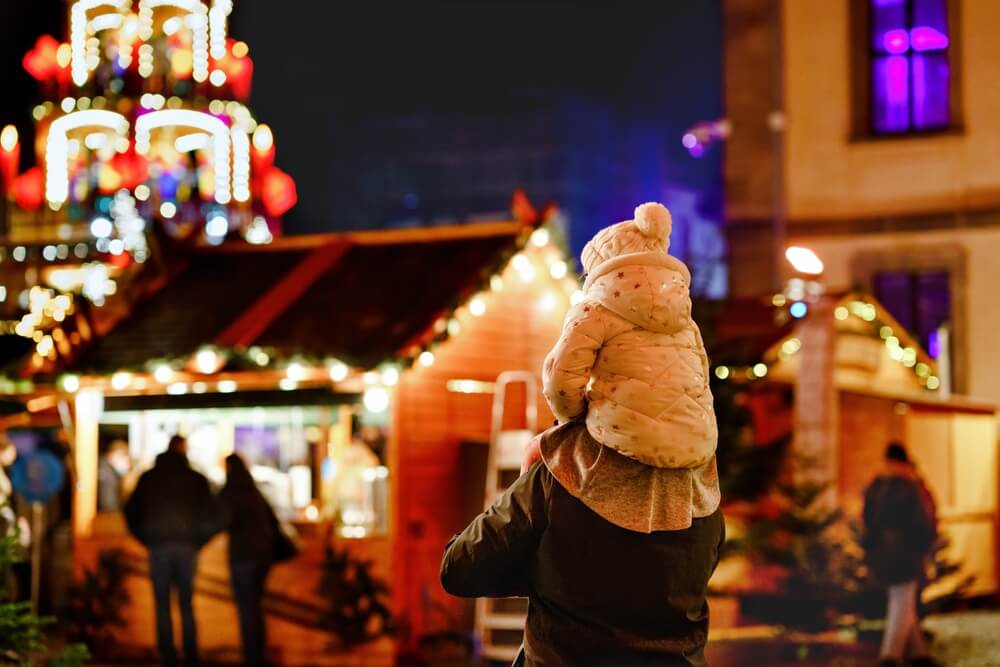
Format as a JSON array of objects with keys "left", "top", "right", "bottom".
[
  {"left": 136, "top": 110, "right": 231, "bottom": 204},
  {"left": 46, "top": 110, "right": 130, "bottom": 208}
]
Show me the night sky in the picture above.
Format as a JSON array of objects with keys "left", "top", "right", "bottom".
[{"left": 1, "top": 1, "right": 722, "bottom": 248}]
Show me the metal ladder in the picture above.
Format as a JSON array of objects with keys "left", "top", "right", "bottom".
[{"left": 475, "top": 370, "right": 538, "bottom": 664}]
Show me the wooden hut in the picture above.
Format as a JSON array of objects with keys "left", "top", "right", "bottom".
[
  {"left": 36, "top": 213, "right": 572, "bottom": 664},
  {"left": 709, "top": 292, "right": 998, "bottom": 612}
]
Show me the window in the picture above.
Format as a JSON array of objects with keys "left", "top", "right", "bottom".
[
  {"left": 873, "top": 269, "right": 950, "bottom": 356},
  {"left": 868, "top": 0, "right": 952, "bottom": 134}
]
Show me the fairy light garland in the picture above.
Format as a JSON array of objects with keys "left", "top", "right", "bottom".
[
  {"left": 61, "top": 218, "right": 580, "bottom": 401},
  {"left": 714, "top": 296, "right": 941, "bottom": 391}
]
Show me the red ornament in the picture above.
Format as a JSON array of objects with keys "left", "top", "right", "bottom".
[
  {"left": 12, "top": 167, "right": 44, "bottom": 211},
  {"left": 108, "top": 251, "right": 132, "bottom": 269},
  {"left": 111, "top": 150, "right": 148, "bottom": 191},
  {"left": 261, "top": 167, "right": 297, "bottom": 217},
  {"left": 215, "top": 39, "right": 254, "bottom": 101},
  {"left": 23, "top": 36, "right": 64, "bottom": 82}
]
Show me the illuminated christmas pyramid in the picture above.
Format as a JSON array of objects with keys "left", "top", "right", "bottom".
[
  {"left": 2, "top": 0, "right": 295, "bottom": 251},
  {"left": 0, "top": 1, "right": 295, "bottom": 377}
]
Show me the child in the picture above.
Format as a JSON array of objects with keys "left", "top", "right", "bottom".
[
  {"left": 442, "top": 205, "right": 723, "bottom": 665},
  {"left": 524, "top": 201, "right": 717, "bottom": 472}
]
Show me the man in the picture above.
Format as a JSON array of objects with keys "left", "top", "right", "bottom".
[
  {"left": 98, "top": 440, "right": 130, "bottom": 513},
  {"left": 125, "top": 436, "right": 219, "bottom": 666},
  {"left": 862, "top": 442, "right": 940, "bottom": 667}
]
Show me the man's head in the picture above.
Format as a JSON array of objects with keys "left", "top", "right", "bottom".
[
  {"left": 885, "top": 441, "right": 910, "bottom": 465},
  {"left": 167, "top": 435, "right": 187, "bottom": 456}
]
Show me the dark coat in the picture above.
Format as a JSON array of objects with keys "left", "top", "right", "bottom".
[
  {"left": 441, "top": 463, "right": 725, "bottom": 667},
  {"left": 862, "top": 471, "right": 938, "bottom": 585},
  {"left": 124, "top": 451, "right": 220, "bottom": 549},
  {"left": 218, "top": 481, "right": 276, "bottom": 566}
]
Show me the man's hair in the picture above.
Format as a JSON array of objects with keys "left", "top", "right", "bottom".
[
  {"left": 885, "top": 441, "right": 910, "bottom": 463},
  {"left": 167, "top": 435, "right": 187, "bottom": 452}
]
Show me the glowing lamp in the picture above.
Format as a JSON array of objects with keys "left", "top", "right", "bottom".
[
  {"left": 0, "top": 125, "right": 19, "bottom": 193},
  {"left": 785, "top": 246, "right": 824, "bottom": 275}
]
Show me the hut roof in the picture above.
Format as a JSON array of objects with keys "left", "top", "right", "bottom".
[{"left": 73, "top": 221, "right": 532, "bottom": 374}]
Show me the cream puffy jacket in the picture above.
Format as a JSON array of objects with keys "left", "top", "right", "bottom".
[{"left": 542, "top": 249, "right": 717, "bottom": 470}]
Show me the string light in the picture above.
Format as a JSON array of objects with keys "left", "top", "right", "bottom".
[
  {"left": 154, "top": 364, "right": 173, "bottom": 383},
  {"left": 418, "top": 351, "right": 435, "bottom": 367},
  {"left": 195, "top": 347, "right": 222, "bottom": 374},
  {"left": 135, "top": 110, "right": 230, "bottom": 204},
  {"left": 71, "top": 0, "right": 130, "bottom": 86},
  {"left": 110, "top": 371, "right": 132, "bottom": 391},
  {"left": 286, "top": 362, "right": 306, "bottom": 381},
  {"left": 363, "top": 387, "right": 390, "bottom": 413},
  {"left": 468, "top": 296, "right": 486, "bottom": 316},
  {"left": 381, "top": 366, "right": 399, "bottom": 386},
  {"left": 231, "top": 128, "right": 251, "bottom": 202},
  {"left": 714, "top": 366, "right": 730, "bottom": 380},
  {"left": 531, "top": 228, "right": 550, "bottom": 247},
  {"left": 218, "top": 380, "right": 238, "bottom": 393},
  {"left": 252, "top": 124, "right": 274, "bottom": 152},
  {"left": 328, "top": 361, "right": 349, "bottom": 382},
  {"left": 46, "top": 111, "right": 130, "bottom": 207},
  {"left": 490, "top": 275, "right": 504, "bottom": 292},
  {"left": 60, "top": 374, "right": 81, "bottom": 393},
  {"left": 549, "top": 260, "right": 568, "bottom": 280}
]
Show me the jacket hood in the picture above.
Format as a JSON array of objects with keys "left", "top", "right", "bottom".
[{"left": 583, "top": 251, "right": 693, "bottom": 334}]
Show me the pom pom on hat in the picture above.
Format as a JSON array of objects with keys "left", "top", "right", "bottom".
[{"left": 633, "top": 202, "right": 672, "bottom": 243}]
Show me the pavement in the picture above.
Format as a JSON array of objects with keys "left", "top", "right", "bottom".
[{"left": 87, "top": 611, "right": 1000, "bottom": 666}]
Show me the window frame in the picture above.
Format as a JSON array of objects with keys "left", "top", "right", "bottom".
[
  {"left": 849, "top": 0, "right": 964, "bottom": 140},
  {"left": 850, "top": 244, "right": 967, "bottom": 392}
]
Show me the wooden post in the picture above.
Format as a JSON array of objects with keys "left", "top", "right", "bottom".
[
  {"left": 73, "top": 389, "right": 103, "bottom": 539},
  {"left": 793, "top": 296, "right": 839, "bottom": 502}
]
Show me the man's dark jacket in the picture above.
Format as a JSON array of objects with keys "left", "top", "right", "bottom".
[
  {"left": 862, "top": 471, "right": 938, "bottom": 585},
  {"left": 124, "top": 451, "right": 219, "bottom": 549},
  {"left": 441, "top": 463, "right": 725, "bottom": 667}
]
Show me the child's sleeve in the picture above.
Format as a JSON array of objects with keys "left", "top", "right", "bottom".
[{"left": 542, "top": 300, "right": 606, "bottom": 423}]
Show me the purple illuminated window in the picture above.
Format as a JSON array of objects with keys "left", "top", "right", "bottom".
[
  {"left": 874, "top": 270, "right": 950, "bottom": 356},
  {"left": 869, "top": 0, "right": 950, "bottom": 133}
]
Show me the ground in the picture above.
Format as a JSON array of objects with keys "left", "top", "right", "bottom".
[
  {"left": 83, "top": 611, "right": 1000, "bottom": 666},
  {"left": 704, "top": 612, "right": 1000, "bottom": 667}
]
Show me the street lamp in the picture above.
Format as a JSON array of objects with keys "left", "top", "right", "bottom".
[{"left": 783, "top": 245, "right": 824, "bottom": 319}]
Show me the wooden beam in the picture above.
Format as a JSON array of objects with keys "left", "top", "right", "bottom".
[
  {"left": 195, "top": 220, "right": 524, "bottom": 254},
  {"left": 214, "top": 240, "right": 352, "bottom": 349}
]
